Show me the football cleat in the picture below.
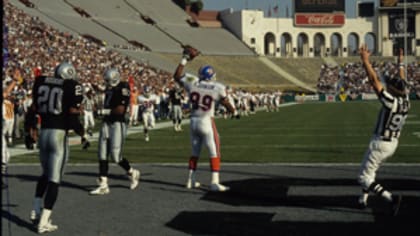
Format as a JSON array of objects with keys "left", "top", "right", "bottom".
[
  {"left": 209, "top": 183, "right": 230, "bottom": 192},
  {"left": 38, "top": 220, "right": 58, "bottom": 234},
  {"left": 186, "top": 179, "right": 201, "bottom": 189},
  {"left": 145, "top": 135, "right": 150, "bottom": 142},
  {"left": 30, "top": 210, "right": 40, "bottom": 224},
  {"left": 89, "top": 185, "right": 110, "bottom": 195},
  {"left": 129, "top": 169, "right": 140, "bottom": 190},
  {"left": 89, "top": 178, "right": 110, "bottom": 195},
  {"left": 391, "top": 194, "right": 402, "bottom": 216},
  {"left": 357, "top": 197, "right": 368, "bottom": 209}
]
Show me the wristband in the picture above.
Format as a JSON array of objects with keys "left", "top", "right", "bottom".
[{"left": 180, "top": 58, "right": 187, "bottom": 66}]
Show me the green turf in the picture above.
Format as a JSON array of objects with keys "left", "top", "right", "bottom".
[{"left": 11, "top": 101, "right": 420, "bottom": 163}]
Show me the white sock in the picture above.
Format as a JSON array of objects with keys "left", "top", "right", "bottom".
[
  {"left": 211, "top": 172, "right": 219, "bottom": 184},
  {"left": 39, "top": 209, "right": 52, "bottom": 226}
]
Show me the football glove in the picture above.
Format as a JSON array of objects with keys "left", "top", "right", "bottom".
[{"left": 182, "top": 45, "right": 200, "bottom": 61}]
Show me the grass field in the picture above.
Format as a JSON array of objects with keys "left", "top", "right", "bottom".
[{"left": 11, "top": 101, "right": 420, "bottom": 164}]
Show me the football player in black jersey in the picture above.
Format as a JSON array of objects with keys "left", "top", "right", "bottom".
[
  {"left": 89, "top": 68, "right": 140, "bottom": 195},
  {"left": 28, "top": 62, "right": 89, "bottom": 233},
  {"left": 358, "top": 46, "right": 409, "bottom": 216},
  {"left": 169, "top": 83, "right": 184, "bottom": 132}
]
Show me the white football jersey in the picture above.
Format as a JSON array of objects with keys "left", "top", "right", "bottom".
[
  {"left": 180, "top": 73, "right": 226, "bottom": 118},
  {"left": 138, "top": 94, "right": 158, "bottom": 113}
]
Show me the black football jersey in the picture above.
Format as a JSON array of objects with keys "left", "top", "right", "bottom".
[
  {"left": 103, "top": 81, "right": 130, "bottom": 123},
  {"left": 33, "top": 76, "right": 83, "bottom": 129},
  {"left": 169, "top": 88, "right": 183, "bottom": 106}
]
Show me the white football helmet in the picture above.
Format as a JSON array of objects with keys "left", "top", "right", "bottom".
[
  {"left": 54, "top": 62, "right": 77, "bottom": 80},
  {"left": 104, "top": 68, "right": 120, "bottom": 87}
]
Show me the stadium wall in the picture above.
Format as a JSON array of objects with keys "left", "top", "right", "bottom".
[{"left": 220, "top": 5, "right": 420, "bottom": 57}]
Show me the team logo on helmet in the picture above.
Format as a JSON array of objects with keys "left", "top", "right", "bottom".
[
  {"left": 104, "top": 68, "right": 120, "bottom": 87},
  {"left": 54, "top": 62, "right": 77, "bottom": 80},
  {"left": 198, "top": 65, "right": 216, "bottom": 81}
]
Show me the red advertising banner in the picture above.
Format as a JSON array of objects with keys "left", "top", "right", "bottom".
[{"left": 295, "top": 13, "right": 345, "bottom": 26}]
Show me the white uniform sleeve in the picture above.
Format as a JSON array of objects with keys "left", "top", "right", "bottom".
[{"left": 180, "top": 73, "right": 199, "bottom": 92}]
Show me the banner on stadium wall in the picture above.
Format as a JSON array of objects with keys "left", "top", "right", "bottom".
[
  {"left": 295, "top": 94, "right": 320, "bottom": 102},
  {"left": 361, "top": 93, "right": 377, "bottom": 100},
  {"left": 326, "top": 94, "right": 336, "bottom": 102},
  {"left": 388, "top": 9, "right": 415, "bottom": 39},
  {"left": 295, "top": 13, "right": 345, "bottom": 26}
]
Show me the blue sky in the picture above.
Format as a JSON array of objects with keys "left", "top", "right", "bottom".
[{"left": 202, "top": 0, "right": 378, "bottom": 18}]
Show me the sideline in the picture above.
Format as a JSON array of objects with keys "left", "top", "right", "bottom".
[{"left": 9, "top": 103, "right": 298, "bottom": 157}]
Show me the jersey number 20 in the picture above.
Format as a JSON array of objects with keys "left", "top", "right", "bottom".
[{"left": 37, "top": 85, "right": 63, "bottom": 115}]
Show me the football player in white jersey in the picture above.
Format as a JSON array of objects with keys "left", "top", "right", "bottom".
[
  {"left": 358, "top": 45, "right": 409, "bottom": 216},
  {"left": 138, "top": 85, "right": 158, "bottom": 142},
  {"left": 173, "top": 46, "right": 238, "bottom": 192}
]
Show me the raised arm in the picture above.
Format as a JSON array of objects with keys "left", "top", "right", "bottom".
[
  {"left": 397, "top": 48, "right": 405, "bottom": 80},
  {"left": 359, "top": 44, "right": 383, "bottom": 95},
  {"left": 173, "top": 45, "right": 200, "bottom": 83}
]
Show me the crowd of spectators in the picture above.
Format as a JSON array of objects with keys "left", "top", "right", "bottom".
[
  {"left": 3, "top": 2, "right": 173, "bottom": 100},
  {"left": 317, "top": 60, "right": 420, "bottom": 97}
]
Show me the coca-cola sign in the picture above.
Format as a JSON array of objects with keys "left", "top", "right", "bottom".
[{"left": 295, "top": 13, "right": 345, "bottom": 26}]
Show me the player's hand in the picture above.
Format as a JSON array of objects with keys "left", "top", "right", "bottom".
[
  {"left": 398, "top": 48, "right": 404, "bottom": 63},
  {"left": 182, "top": 45, "right": 200, "bottom": 61},
  {"left": 359, "top": 44, "right": 370, "bottom": 62},
  {"left": 81, "top": 136, "right": 90, "bottom": 150}
]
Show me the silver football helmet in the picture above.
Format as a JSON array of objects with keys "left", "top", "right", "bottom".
[
  {"left": 54, "top": 62, "right": 77, "bottom": 80},
  {"left": 104, "top": 68, "right": 120, "bottom": 87}
]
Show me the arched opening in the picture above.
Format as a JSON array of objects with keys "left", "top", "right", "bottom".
[
  {"left": 314, "top": 33, "right": 325, "bottom": 57},
  {"left": 297, "top": 33, "right": 309, "bottom": 57},
  {"left": 364, "top": 33, "right": 376, "bottom": 55},
  {"left": 280, "top": 33, "right": 292, "bottom": 57},
  {"left": 347, "top": 33, "right": 359, "bottom": 56},
  {"left": 264, "top": 32, "right": 276, "bottom": 56},
  {"left": 330, "top": 33, "right": 343, "bottom": 56}
]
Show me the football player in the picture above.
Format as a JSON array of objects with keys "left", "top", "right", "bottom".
[
  {"left": 82, "top": 90, "right": 96, "bottom": 138},
  {"left": 89, "top": 68, "right": 140, "bottom": 195},
  {"left": 357, "top": 45, "right": 409, "bottom": 216},
  {"left": 28, "top": 62, "right": 89, "bottom": 233},
  {"left": 168, "top": 83, "right": 184, "bottom": 131},
  {"left": 173, "top": 46, "right": 239, "bottom": 192},
  {"left": 138, "top": 85, "right": 158, "bottom": 141},
  {"left": 2, "top": 70, "right": 19, "bottom": 189}
]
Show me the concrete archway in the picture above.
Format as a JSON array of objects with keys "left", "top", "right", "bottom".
[
  {"left": 297, "top": 33, "right": 309, "bottom": 57},
  {"left": 280, "top": 33, "right": 293, "bottom": 57},
  {"left": 314, "top": 33, "right": 326, "bottom": 57},
  {"left": 365, "top": 33, "right": 376, "bottom": 54},
  {"left": 331, "top": 33, "right": 343, "bottom": 56},
  {"left": 264, "top": 32, "right": 276, "bottom": 56},
  {"left": 347, "top": 33, "right": 360, "bottom": 56}
]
